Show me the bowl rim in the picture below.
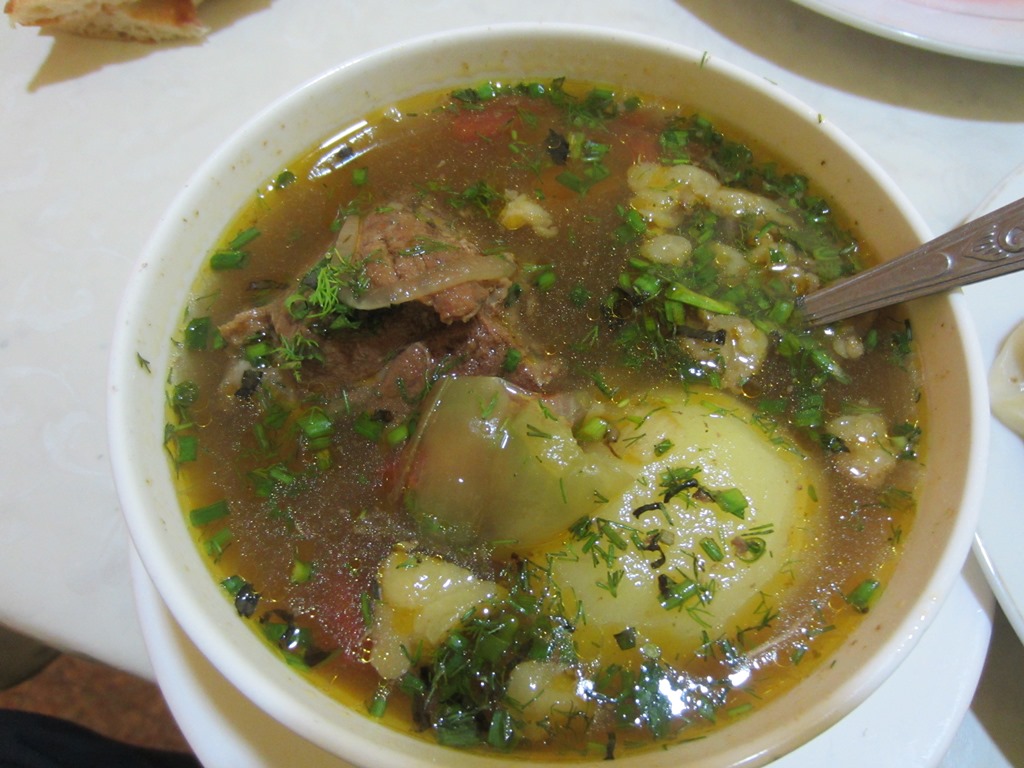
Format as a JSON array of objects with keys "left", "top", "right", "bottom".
[{"left": 107, "top": 21, "right": 989, "bottom": 768}]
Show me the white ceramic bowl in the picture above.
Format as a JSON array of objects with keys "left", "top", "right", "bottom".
[{"left": 108, "top": 24, "right": 988, "bottom": 768}]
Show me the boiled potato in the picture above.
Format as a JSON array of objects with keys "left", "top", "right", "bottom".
[
  {"left": 369, "top": 546, "right": 505, "bottom": 680},
  {"left": 527, "top": 386, "right": 823, "bottom": 667}
]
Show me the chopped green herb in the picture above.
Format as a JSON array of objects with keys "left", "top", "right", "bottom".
[
  {"left": 172, "top": 380, "right": 199, "bottom": 410},
  {"left": 533, "top": 267, "right": 557, "bottom": 291},
  {"left": 290, "top": 556, "right": 313, "bottom": 584},
  {"left": 575, "top": 416, "right": 609, "bottom": 443},
  {"left": 360, "top": 591, "right": 374, "bottom": 629},
  {"left": 487, "top": 708, "right": 516, "bottom": 749},
  {"left": 184, "top": 316, "right": 212, "bottom": 351},
  {"left": 569, "top": 284, "right": 592, "bottom": 306},
  {"left": 846, "top": 578, "right": 882, "bottom": 613},
  {"left": 700, "top": 537, "right": 725, "bottom": 562},
  {"left": 614, "top": 627, "right": 638, "bottom": 650},
  {"left": 367, "top": 683, "right": 389, "bottom": 718},
  {"left": 385, "top": 423, "right": 410, "bottom": 446},
  {"left": 204, "top": 527, "right": 233, "bottom": 560},
  {"left": 174, "top": 433, "right": 198, "bottom": 464},
  {"left": 299, "top": 409, "right": 333, "bottom": 439},
  {"left": 734, "top": 536, "right": 766, "bottom": 563},
  {"left": 664, "top": 283, "right": 736, "bottom": 315},
  {"left": 220, "top": 575, "right": 246, "bottom": 596},
  {"left": 353, "top": 411, "right": 385, "bottom": 441},
  {"left": 501, "top": 348, "right": 522, "bottom": 373},
  {"left": 209, "top": 249, "right": 248, "bottom": 271},
  {"left": 274, "top": 170, "right": 297, "bottom": 189},
  {"left": 653, "top": 438, "right": 674, "bottom": 457},
  {"left": 227, "top": 227, "right": 261, "bottom": 250},
  {"left": 189, "top": 499, "right": 230, "bottom": 527}
]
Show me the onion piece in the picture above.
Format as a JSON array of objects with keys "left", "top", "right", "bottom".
[
  {"left": 340, "top": 252, "right": 515, "bottom": 310},
  {"left": 333, "top": 212, "right": 361, "bottom": 261}
]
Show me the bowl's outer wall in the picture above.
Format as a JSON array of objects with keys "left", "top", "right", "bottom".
[{"left": 108, "top": 24, "right": 987, "bottom": 768}]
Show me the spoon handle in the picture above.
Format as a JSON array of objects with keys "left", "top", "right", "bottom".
[{"left": 796, "top": 195, "right": 1024, "bottom": 326}]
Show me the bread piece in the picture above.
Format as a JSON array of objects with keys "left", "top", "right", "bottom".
[
  {"left": 5, "top": 0, "right": 130, "bottom": 25},
  {"left": 5, "top": 0, "right": 208, "bottom": 42}
]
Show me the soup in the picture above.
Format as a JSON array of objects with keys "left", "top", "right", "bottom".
[{"left": 165, "top": 78, "right": 923, "bottom": 759}]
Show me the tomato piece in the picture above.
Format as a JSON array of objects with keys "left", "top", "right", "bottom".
[
  {"left": 451, "top": 105, "right": 518, "bottom": 141},
  {"left": 618, "top": 123, "right": 661, "bottom": 164},
  {"left": 312, "top": 571, "right": 371, "bottom": 662},
  {"left": 306, "top": 527, "right": 397, "bottom": 663}
]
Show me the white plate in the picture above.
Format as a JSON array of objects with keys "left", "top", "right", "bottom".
[
  {"left": 130, "top": 549, "right": 992, "bottom": 768},
  {"left": 790, "top": 0, "right": 1024, "bottom": 65},
  {"left": 965, "top": 163, "right": 1024, "bottom": 643}
]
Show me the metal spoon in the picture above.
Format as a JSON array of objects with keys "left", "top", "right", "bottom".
[{"left": 796, "top": 196, "right": 1024, "bottom": 326}]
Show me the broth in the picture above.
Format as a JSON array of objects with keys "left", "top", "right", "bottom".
[{"left": 166, "top": 79, "right": 923, "bottom": 759}]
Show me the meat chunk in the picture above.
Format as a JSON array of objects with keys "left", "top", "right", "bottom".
[
  {"left": 333, "top": 304, "right": 562, "bottom": 423},
  {"left": 215, "top": 194, "right": 561, "bottom": 422},
  {"left": 337, "top": 199, "right": 516, "bottom": 324}
]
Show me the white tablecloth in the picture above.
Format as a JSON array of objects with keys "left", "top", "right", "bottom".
[{"left": 2, "top": 1, "right": 1023, "bottom": 765}]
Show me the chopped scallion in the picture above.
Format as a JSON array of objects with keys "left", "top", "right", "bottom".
[
  {"left": 220, "top": 575, "right": 246, "bottom": 596},
  {"left": 712, "top": 487, "right": 747, "bottom": 518},
  {"left": 353, "top": 412, "right": 384, "bottom": 441},
  {"left": 665, "top": 283, "right": 736, "bottom": 315},
  {"left": 846, "top": 578, "right": 882, "bottom": 613},
  {"left": 700, "top": 537, "right": 725, "bottom": 562},
  {"left": 204, "top": 527, "right": 233, "bottom": 559},
  {"left": 487, "top": 708, "right": 516, "bottom": 749},
  {"left": 227, "top": 227, "right": 261, "bottom": 250},
  {"left": 367, "top": 684, "right": 389, "bottom": 718},
  {"left": 534, "top": 268, "right": 556, "bottom": 291},
  {"left": 209, "top": 249, "right": 248, "bottom": 270},
  {"left": 385, "top": 423, "right": 409, "bottom": 446},
  {"left": 297, "top": 408, "right": 333, "bottom": 440},
  {"left": 189, "top": 499, "right": 230, "bottom": 527},
  {"left": 175, "top": 434, "right": 198, "bottom": 463},
  {"left": 575, "top": 417, "right": 609, "bottom": 443}
]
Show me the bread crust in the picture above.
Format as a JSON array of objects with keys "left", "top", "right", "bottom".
[{"left": 5, "top": 0, "right": 208, "bottom": 42}]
